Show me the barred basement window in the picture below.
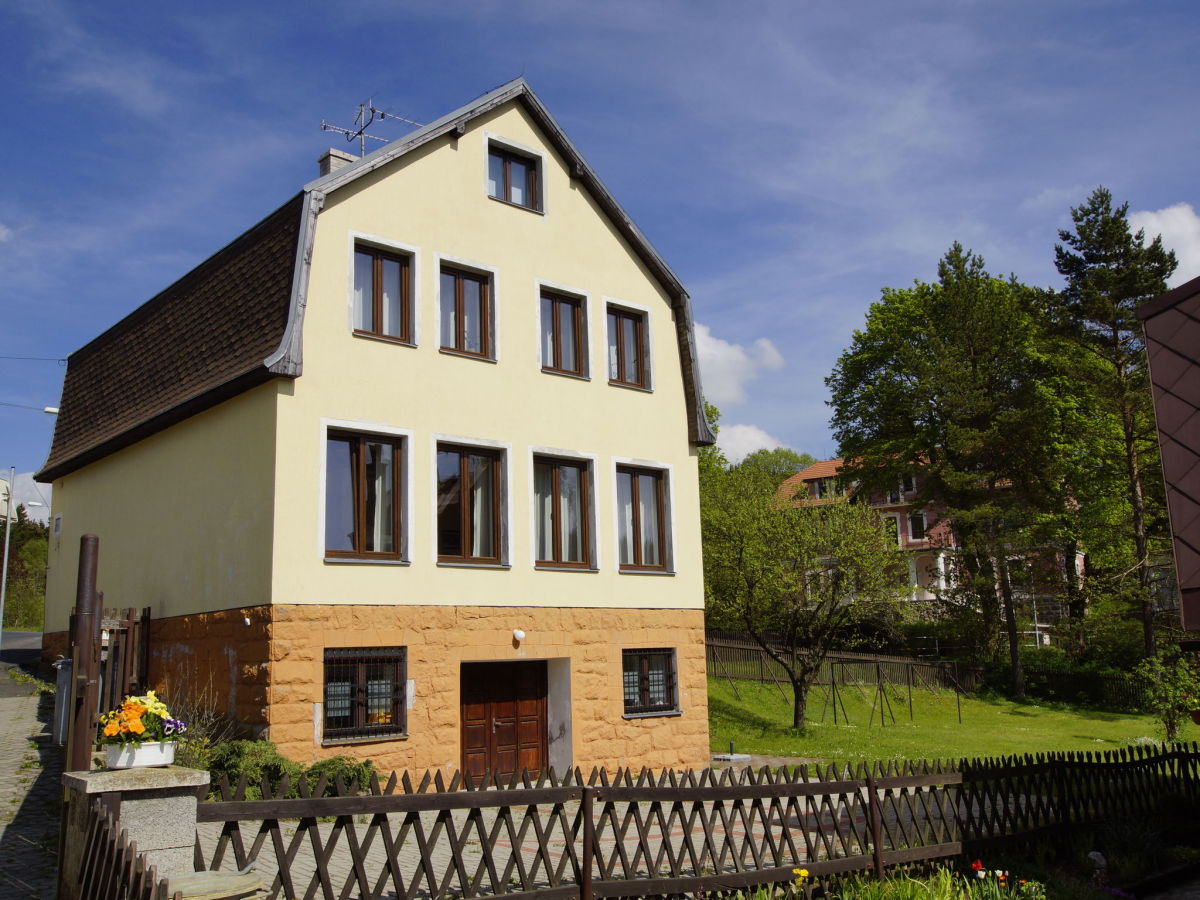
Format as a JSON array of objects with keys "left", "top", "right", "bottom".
[
  {"left": 622, "top": 648, "right": 677, "bottom": 715},
  {"left": 323, "top": 647, "right": 407, "bottom": 741}
]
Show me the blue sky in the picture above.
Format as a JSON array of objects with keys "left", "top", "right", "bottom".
[{"left": 2, "top": 0, "right": 1198, "bottom": 499}]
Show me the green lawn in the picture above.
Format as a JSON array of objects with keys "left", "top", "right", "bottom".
[{"left": 708, "top": 676, "right": 1196, "bottom": 763}]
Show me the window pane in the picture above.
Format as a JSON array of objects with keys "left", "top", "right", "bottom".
[
  {"left": 440, "top": 271, "right": 456, "bottom": 348},
  {"left": 607, "top": 312, "right": 620, "bottom": 379},
  {"left": 487, "top": 152, "right": 504, "bottom": 199},
  {"left": 325, "top": 438, "right": 355, "bottom": 552},
  {"left": 325, "top": 675, "right": 352, "bottom": 729},
  {"left": 381, "top": 257, "right": 402, "bottom": 337},
  {"left": 470, "top": 454, "right": 495, "bottom": 558},
  {"left": 437, "top": 450, "right": 462, "bottom": 557},
  {"left": 509, "top": 157, "right": 529, "bottom": 206},
  {"left": 540, "top": 296, "right": 555, "bottom": 368},
  {"left": 617, "top": 471, "right": 634, "bottom": 565},
  {"left": 559, "top": 465, "right": 584, "bottom": 562},
  {"left": 638, "top": 474, "right": 661, "bottom": 566},
  {"left": 622, "top": 663, "right": 640, "bottom": 706},
  {"left": 622, "top": 315, "right": 640, "bottom": 383},
  {"left": 366, "top": 663, "right": 395, "bottom": 726},
  {"left": 364, "top": 441, "right": 395, "bottom": 553},
  {"left": 557, "top": 301, "right": 577, "bottom": 373},
  {"left": 354, "top": 251, "right": 374, "bottom": 332},
  {"left": 463, "top": 277, "right": 483, "bottom": 354},
  {"left": 910, "top": 514, "right": 926, "bottom": 540},
  {"left": 534, "top": 461, "right": 554, "bottom": 561},
  {"left": 645, "top": 654, "right": 669, "bottom": 706}
]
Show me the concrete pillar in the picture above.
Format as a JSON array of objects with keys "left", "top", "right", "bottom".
[{"left": 61, "top": 766, "right": 209, "bottom": 895}]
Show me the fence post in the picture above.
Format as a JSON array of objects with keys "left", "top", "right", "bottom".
[
  {"left": 580, "top": 785, "right": 595, "bottom": 900},
  {"left": 68, "top": 534, "right": 101, "bottom": 773},
  {"left": 865, "top": 773, "right": 884, "bottom": 879}
]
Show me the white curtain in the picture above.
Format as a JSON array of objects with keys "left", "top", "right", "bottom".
[
  {"left": 617, "top": 472, "right": 634, "bottom": 565},
  {"left": 534, "top": 462, "right": 553, "bottom": 560},
  {"left": 381, "top": 257, "right": 401, "bottom": 337},
  {"left": 354, "top": 252, "right": 373, "bottom": 331},
  {"left": 638, "top": 473, "right": 660, "bottom": 565},
  {"left": 470, "top": 454, "right": 494, "bottom": 558}
]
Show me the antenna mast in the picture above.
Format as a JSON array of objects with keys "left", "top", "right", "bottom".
[{"left": 320, "top": 100, "right": 424, "bottom": 156}]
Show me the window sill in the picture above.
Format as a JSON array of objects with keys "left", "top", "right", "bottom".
[
  {"left": 535, "top": 564, "right": 599, "bottom": 573},
  {"left": 608, "top": 380, "right": 653, "bottom": 394},
  {"left": 322, "top": 733, "right": 408, "bottom": 747},
  {"left": 622, "top": 710, "right": 682, "bottom": 720},
  {"left": 488, "top": 195, "right": 545, "bottom": 216},
  {"left": 541, "top": 367, "right": 590, "bottom": 382},
  {"left": 353, "top": 331, "right": 416, "bottom": 349},
  {"left": 618, "top": 567, "right": 675, "bottom": 576},
  {"left": 440, "top": 348, "right": 497, "bottom": 364},
  {"left": 324, "top": 557, "right": 410, "bottom": 566},
  {"left": 436, "top": 561, "right": 512, "bottom": 570}
]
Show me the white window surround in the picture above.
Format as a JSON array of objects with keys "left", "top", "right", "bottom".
[
  {"left": 908, "top": 510, "right": 927, "bottom": 541},
  {"left": 436, "top": 254, "right": 501, "bottom": 362},
  {"left": 430, "top": 433, "right": 512, "bottom": 566},
  {"left": 610, "top": 456, "right": 675, "bottom": 574},
  {"left": 535, "top": 279, "right": 591, "bottom": 378},
  {"left": 527, "top": 447, "right": 601, "bottom": 570},
  {"left": 346, "top": 231, "right": 421, "bottom": 345},
  {"left": 603, "top": 296, "right": 655, "bottom": 392},
  {"left": 483, "top": 132, "right": 548, "bottom": 215},
  {"left": 318, "top": 418, "right": 414, "bottom": 563}
]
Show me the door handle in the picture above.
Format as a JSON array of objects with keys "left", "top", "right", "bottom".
[{"left": 492, "top": 717, "right": 500, "bottom": 733}]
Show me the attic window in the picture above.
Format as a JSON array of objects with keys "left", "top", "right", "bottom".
[{"left": 487, "top": 144, "right": 541, "bottom": 211}]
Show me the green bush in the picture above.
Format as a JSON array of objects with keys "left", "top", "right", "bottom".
[
  {"left": 206, "top": 740, "right": 304, "bottom": 799},
  {"left": 305, "top": 755, "right": 377, "bottom": 795}
]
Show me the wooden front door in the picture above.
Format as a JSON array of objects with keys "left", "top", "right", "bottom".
[{"left": 461, "top": 661, "right": 548, "bottom": 778}]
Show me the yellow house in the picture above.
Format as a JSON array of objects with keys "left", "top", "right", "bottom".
[{"left": 38, "top": 80, "right": 714, "bottom": 775}]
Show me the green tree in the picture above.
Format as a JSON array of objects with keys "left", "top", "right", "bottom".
[
  {"left": 702, "top": 463, "right": 905, "bottom": 728},
  {"left": 736, "top": 447, "right": 817, "bottom": 478},
  {"left": 1135, "top": 650, "right": 1200, "bottom": 741},
  {"left": 1050, "top": 187, "right": 1177, "bottom": 657},
  {"left": 827, "top": 244, "right": 1069, "bottom": 696},
  {"left": 1, "top": 506, "right": 49, "bottom": 631}
]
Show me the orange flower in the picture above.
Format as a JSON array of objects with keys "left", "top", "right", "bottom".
[
  {"left": 127, "top": 718, "right": 145, "bottom": 735},
  {"left": 103, "top": 722, "right": 119, "bottom": 737}
]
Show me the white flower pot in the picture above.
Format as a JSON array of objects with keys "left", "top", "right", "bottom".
[{"left": 104, "top": 741, "right": 177, "bottom": 769}]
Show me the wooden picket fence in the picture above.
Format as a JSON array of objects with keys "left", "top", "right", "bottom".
[
  {"left": 75, "top": 798, "right": 180, "bottom": 900},
  {"left": 190, "top": 744, "right": 1200, "bottom": 900}
]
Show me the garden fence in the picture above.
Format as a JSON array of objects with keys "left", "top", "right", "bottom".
[
  {"left": 190, "top": 743, "right": 1199, "bottom": 900},
  {"left": 69, "top": 797, "right": 180, "bottom": 900}
]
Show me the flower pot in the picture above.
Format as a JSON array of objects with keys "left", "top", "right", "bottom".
[
  {"left": 1190, "top": 709, "right": 1200, "bottom": 726},
  {"left": 105, "top": 741, "right": 177, "bottom": 769}
]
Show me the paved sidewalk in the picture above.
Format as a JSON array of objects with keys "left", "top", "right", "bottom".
[{"left": 0, "top": 671, "right": 62, "bottom": 900}]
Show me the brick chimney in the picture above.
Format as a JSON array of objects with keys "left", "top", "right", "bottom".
[{"left": 318, "top": 148, "right": 357, "bottom": 177}]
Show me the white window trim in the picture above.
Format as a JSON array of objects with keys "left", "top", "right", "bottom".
[
  {"left": 908, "top": 510, "right": 927, "bottom": 541},
  {"left": 602, "top": 297, "right": 655, "bottom": 392},
  {"left": 346, "top": 231, "right": 421, "bottom": 346},
  {"left": 484, "top": 132, "right": 548, "bottom": 215},
  {"left": 430, "top": 433, "right": 512, "bottom": 566},
  {"left": 436, "top": 254, "right": 501, "bottom": 362},
  {"left": 318, "top": 418, "right": 414, "bottom": 564},
  {"left": 528, "top": 447, "right": 601, "bottom": 570},
  {"left": 535, "top": 279, "right": 591, "bottom": 378},
  {"left": 611, "top": 456, "right": 674, "bottom": 574}
]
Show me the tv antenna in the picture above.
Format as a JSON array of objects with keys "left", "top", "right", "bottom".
[{"left": 320, "top": 100, "right": 424, "bottom": 156}]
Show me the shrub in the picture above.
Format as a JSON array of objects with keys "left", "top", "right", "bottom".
[
  {"left": 207, "top": 740, "right": 304, "bottom": 799},
  {"left": 1135, "top": 650, "right": 1200, "bottom": 741},
  {"left": 305, "top": 755, "right": 377, "bottom": 796}
]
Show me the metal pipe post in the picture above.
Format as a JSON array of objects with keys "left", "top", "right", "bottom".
[{"left": 0, "top": 467, "right": 15, "bottom": 655}]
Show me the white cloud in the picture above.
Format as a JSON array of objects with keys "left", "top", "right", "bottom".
[
  {"left": 695, "top": 323, "right": 785, "bottom": 407},
  {"left": 1130, "top": 203, "right": 1200, "bottom": 287},
  {"left": 717, "top": 424, "right": 787, "bottom": 464},
  {"left": 0, "top": 224, "right": 12, "bottom": 242}
]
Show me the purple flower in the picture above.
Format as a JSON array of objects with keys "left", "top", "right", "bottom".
[{"left": 163, "top": 718, "right": 188, "bottom": 736}]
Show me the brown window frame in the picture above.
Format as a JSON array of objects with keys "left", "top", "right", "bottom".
[
  {"left": 622, "top": 648, "right": 677, "bottom": 715},
  {"left": 534, "top": 456, "right": 592, "bottom": 569},
  {"left": 437, "top": 444, "right": 504, "bottom": 565},
  {"left": 325, "top": 431, "right": 404, "bottom": 561},
  {"left": 353, "top": 245, "right": 412, "bottom": 344},
  {"left": 487, "top": 145, "right": 541, "bottom": 211},
  {"left": 541, "top": 291, "right": 585, "bottom": 377},
  {"left": 323, "top": 647, "right": 407, "bottom": 741},
  {"left": 617, "top": 465, "right": 669, "bottom": 572},
  {"left": 440, "top": 267, "right": 493, "bottom": 359},
  {"left": 607, "top": 306, "right": 649, "bottom": 389}
]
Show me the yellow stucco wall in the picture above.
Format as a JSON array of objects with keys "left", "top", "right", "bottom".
[
  {"left": 270, "top": 100, "right": 705, "bottom": 613},
  {"left": 42, "top": 384, "right": 279, "bottom": 632}
]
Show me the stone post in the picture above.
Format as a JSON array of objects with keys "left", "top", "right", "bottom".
[{"left": 61, "top": 766, "right": 209, "bottom": 896}]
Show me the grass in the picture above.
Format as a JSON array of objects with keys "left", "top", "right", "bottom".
[{"left": 708, "top": 676, "right": 1197, "bottom": 762}]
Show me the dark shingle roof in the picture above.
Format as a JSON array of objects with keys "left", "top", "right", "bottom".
[{"left": 38, "top": 193, "right": 305, "bottom": 481}]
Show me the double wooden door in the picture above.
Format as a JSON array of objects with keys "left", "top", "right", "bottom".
[{"left": 460, "top": 661, "right": 548, "bottom": 778}]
